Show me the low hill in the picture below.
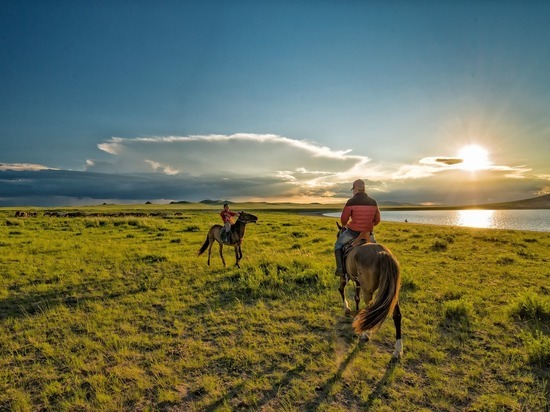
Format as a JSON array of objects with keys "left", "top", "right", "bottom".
[
  {"left": 162, "top": 195, "right": 550, "bottom": 210},
  {"left": 198, "top": 199, "right": 234, "bottom": 205},
  {"left": 379, "top": 200, "right": 419, "bottom": 207},
  {"left": 462, "top": 194, "right": 550, "bottom": 210}
]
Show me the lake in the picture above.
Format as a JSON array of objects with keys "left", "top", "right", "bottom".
[{"left": 323, "top": 209, "right": 550, "bottom": 232}]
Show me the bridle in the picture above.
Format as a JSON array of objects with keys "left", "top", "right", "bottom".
[{"left": 237, "top": 212, "right": 256, "bottom": 224}]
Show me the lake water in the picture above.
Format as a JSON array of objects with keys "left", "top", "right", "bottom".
[{"left": 323, "top": 209, "right": 550, "bottom": 232}]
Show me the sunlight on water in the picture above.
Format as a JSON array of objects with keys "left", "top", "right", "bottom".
[
  {"left": 457, "top": 210, "right": 494, "bottom": 228},
  {"left": 323, "top": 210, "right": 549, "bottom": 231}
]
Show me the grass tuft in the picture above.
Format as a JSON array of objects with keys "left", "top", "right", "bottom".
[
  {"left": 431, "top": 239, "right": 448, "bottom": 251},
  {"left": 443, "top": 299, "right": 474, "bottom": 327},
  {"left": 510, "top": 291, "right": 550, "bottom": 323},
  {"left": 520, "top": 330, "right": 550, "bottom": 367}
]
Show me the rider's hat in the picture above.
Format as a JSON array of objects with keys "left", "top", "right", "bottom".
[{"left": 352, "top": 179, "right": 365, "bottom": 191}]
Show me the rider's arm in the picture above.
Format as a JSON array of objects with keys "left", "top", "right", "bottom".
[
  {"left": 340, "top": 205, "right": 351, "bottom": 227},
  {"left": 373, "top": 208, "right": 381, "bottom": 226}
]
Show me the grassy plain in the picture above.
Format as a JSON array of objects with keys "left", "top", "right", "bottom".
[{"left": 0, "top": 205, "right": 549, "bottom": 411}]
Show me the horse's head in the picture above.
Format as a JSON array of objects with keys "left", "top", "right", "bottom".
[{"left": 238, "top": 211, "right": 258, "bottom": 224}]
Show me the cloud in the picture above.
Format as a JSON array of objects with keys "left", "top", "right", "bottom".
[
  {"left": 435, "top": 158, "right": 463, "bottom": 166},
  {"left": 91, "top": 133, "right": 367, "bottom": 178},
  {"left": 0, "top": 163, "right": 56, "bottom": 171},
  {"left": 1, "top": 133, "right": 548, "bottom": 206},
  {"left": 87, "top": 133, "right": 375, "bottom": 199}
]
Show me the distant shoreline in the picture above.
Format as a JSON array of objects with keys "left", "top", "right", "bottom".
[{"left": 1, "top": 194, "right": 548, "bottom": 212}]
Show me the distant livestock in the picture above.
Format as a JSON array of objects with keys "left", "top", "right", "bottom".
[{"left": 12, "top": 210, "right": 181, "bottom": 218}]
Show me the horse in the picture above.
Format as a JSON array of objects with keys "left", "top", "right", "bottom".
[
  {"left": 197, "top": 211, "right": 258, "bottom": 268},
  {"left": 336, "top": 222, "right": 403, "bottom": 358}
]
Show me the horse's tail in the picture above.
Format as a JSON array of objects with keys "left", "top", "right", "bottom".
[
  {"left": 352, "top": 251, "right": 401, "bottom": 335},
  {"left": 197, "top": 236, "right": 210, "bottom": 256}
]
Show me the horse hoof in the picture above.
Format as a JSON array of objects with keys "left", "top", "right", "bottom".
[
  {"left": 392, "top": 339, "right": 403, "bottom": 358},
  {"left": 359, "top": 332, "right": 370, "bottom": 341},
  {"left": 344, "top": 309, "right": 352, "bottom": 317}
]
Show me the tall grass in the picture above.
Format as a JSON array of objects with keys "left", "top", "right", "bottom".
[{"left": 0, "top": 206, "right": 549, "bottom": 411}]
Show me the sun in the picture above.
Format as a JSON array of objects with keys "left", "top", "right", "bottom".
[{"left": 457, "top": 145, "right": 490, "bottom": 171}]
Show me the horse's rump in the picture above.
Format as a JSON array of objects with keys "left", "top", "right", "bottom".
[{"left": 351, "top": 248, "right": 400, "bottom": 334}]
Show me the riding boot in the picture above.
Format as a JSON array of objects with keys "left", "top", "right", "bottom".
[{"left": 334, "top": 249, "right": 344, "bottom": 277}]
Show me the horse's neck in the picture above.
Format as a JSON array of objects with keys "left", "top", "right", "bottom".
[{"left": 233, "top": 221, "right": 246, "bottom": 237}]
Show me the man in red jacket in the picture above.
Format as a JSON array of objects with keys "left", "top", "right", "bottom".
[
  {"left": 220, "top": 203, "right": 239, "bottom": 243},
  {"left": 334, "top": 179, "right": 380, "bottom": 276}
]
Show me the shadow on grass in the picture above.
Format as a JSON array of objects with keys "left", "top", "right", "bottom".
[
  {"left": 198, "top": 362, "right": 308, "bottom": 411},
  {"left": 198, "top": 339, "right": 396, "bottom": 411},
  {"left": 362, "top": 357, "right": 400, "bottom": 410},
  {"left": 303, "top": 338, "right": 399, "bottom": 411},
  {"left": 0, "top": 276, "right": 157, "bottom": 320},
  {"left": 303, "top": 338, "right": 367, "bottom": 410}
]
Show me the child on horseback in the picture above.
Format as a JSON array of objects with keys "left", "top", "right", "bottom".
[
  {"left": 220, "top": 203, "right": 239, "bottom": 243},
  {"left": 334, "top": 179, "right": 381, "bottom": 276}
]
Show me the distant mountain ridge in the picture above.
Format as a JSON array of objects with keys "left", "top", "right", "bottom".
[
  {"left": 462, "top": 194, "right": 550, "bottom": 209},
  {"left": 170, "top": 199, "right": 233, "bottom": 205},
  {"left": 378, "top": 200, "right": 419, "bottom": 207},
  {"left": 199, "top": 199, "right": 234, "bottom": 205},
  {"left": 169, "top": 194, "right": 550, "bottom": 209}
]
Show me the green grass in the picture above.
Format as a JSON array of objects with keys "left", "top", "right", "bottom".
[{"left": 0, "top": 206, "right": 549, "bottom": 411}]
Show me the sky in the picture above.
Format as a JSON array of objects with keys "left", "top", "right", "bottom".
[{"left": 1, "top": 1, "right": 549, "bottom": 207}]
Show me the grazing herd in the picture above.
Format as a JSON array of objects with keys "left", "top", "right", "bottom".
[{"left": 12, "top": 210, "right": 184, "bottom": 218}]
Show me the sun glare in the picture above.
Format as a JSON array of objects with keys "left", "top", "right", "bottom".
[
  {"left": 457, "top": 210, "right": 494, "bottom": 228},
  {"left": 458, "top": 145, "right": 490, "bottom": 171}
]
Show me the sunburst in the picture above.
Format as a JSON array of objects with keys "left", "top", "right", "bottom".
[{"left": 458, "top": 145, "right": 490, "bottom": 171}]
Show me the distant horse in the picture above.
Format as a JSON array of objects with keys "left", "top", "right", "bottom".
[
  {"left": 197, "top": 211, "right": 258, "bottom": 268},
  {"left": 336, "top": 222, "right": 403, "bottom": 358}
]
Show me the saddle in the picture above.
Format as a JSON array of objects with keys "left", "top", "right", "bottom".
[
  {"left": 220, "top": 228, "right": 242, "bottom": 245},
  {"left": 220, "top": 228, "right": 232, "bottom": 244},
  {"left": 342, "top": 231, "right": 374, "bottom": 277}
]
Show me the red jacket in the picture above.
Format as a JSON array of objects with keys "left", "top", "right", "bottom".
[
  {"left": 220, "top": 210, "right": 237, "bottom": 224},
  {"left": 340, "top": 192, "right": 380, "bottom": 232}
]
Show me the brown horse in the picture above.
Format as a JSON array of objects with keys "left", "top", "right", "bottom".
[
  {"left": 336, "top": 223, "right": 403, "bottom": 358},
  {"left": 197, "top": 211, "right": 258, "bottom": 268}
]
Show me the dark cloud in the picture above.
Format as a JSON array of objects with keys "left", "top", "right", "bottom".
[
  {"left": 435, "top": 158, "right": 463, "bottom": 166},
  {"left": 0, "top": 169, "right": 311, "bottom": 206}
]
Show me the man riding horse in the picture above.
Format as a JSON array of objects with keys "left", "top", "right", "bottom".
[
  {"left": 220, "top": 203, "right": 239, "bottom": 243},
  {"left": 334, "top": 179, "right": 381, "bottom": 276}
]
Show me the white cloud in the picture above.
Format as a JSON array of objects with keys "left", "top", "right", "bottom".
[
  {"left": 91, "top": 133, "right": 373, "bottom": 190},
  {"left": 0, "top": 163, "right": 55, "bottom": 171},
  {"left": 144, "top": 160, "right": 180, "bottom": 175}
]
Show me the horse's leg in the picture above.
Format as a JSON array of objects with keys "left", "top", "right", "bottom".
[
  {"left": 218, "top": 242, "right": 226, "bottom": 267},
  {"left": 392, "top": 301, "right": 403, "bottom": 359},
  {"left": 207, "top": 235, "right": 214, "bottom": 266},
  {"left": 354, "top": 282, "right": 361, "bottom": 312},
  {"left": 358, "top": 286, "right": 375, "bottom": 341},
  {"left": 234, "top": 245, "right": 240, "bottom": 268},
  {"left": 338, "top": 277, "right": 352, "bottom": 316}
]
